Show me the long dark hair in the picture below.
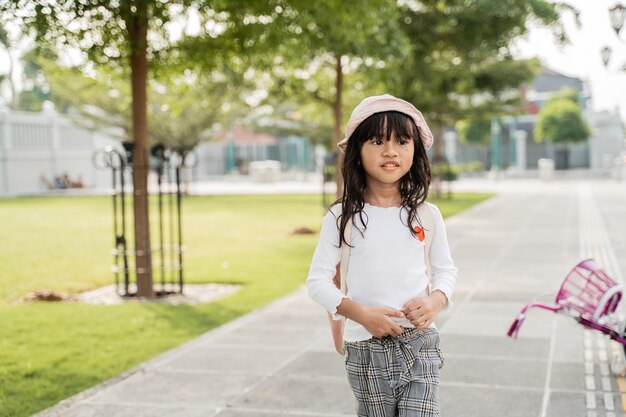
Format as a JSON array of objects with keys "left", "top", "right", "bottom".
[{"left": 332, "top": 110, "right": 431, "bottom": 247}]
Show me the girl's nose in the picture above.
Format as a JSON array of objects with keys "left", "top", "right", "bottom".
[{"left": 383, "top": 141, "right": 399, "bottom": 157}]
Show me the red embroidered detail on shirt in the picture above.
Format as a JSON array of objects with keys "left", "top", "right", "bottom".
[{"left": 413, "top": 226, "right": 425, "bottom": 241}]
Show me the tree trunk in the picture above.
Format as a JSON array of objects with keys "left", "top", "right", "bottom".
[
  {"left": 556, "top": 144, "right": 569, "bottom": 170},
  {"left": 333, "top": 54, "right": 344, "bottom": 199},
  {"left": 127, "top": 0, "right": 154, "bottom": 298}
]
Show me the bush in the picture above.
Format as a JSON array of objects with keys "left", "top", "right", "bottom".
[
  {"left": 432, "top": 161, "right": 485, "bottom": 181},
  {"left": 457, "top": 161, "right": 485, "bottom": 173},
  {"left": 431, "top": 162, "right": 458, "bottom": 181}
]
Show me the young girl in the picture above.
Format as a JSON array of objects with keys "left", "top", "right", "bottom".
[{"left": 306, "top": 94, "right": 458, "bottom": 417}]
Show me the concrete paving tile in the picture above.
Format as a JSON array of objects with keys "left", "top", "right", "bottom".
[
  {"left": 509, "top": 311, "right": 560, "bottom": 337},
  {"left": 550, "top": 362, "right": 586, "bottom": 390},
  {"left": 440, "top": 334, "right": 550, "bottom": 360},
  {"left": 552, "top": 318, "right": 584, "bottom": 364},
  {"left": 489, "top": 280, "right": 565, "bottom": 297},
  {"left": 443, "top": 301, "right": 555, "bottom": 338},
  {"left": 471, "top": 290, "right": 552, "bottom": 303},
  {"left": 433, "top": 315, "right": 454, "bottom": 330},
  {"left": 160, "top": 345, "right": 301, "bottom": 376},
  {"left": 203, "top": 326, "right": 325, "bottom": 350},
  {"left": 89, "top": 370, "right": 261, "bottom": 407},
  {"left": 243, "top": 307, "right": 329, "bottom": 329},
  {"left": 441, "top": 356, "right": 547, "bottom": 388},
  {"left": 232, "top": 375, "right": 354, "bottom": 415},
  {"left": 60, "top": 404, "right": 215, "bottom": 417},
  {"left": 309, "top": 334, "right": 338, "bottom": 353},
  {"left": 593, "top": 370, "right": 618, "bottom": 393},
  {"left": 440, "top": 385, "right": 543, "bottom": 417},
  {"left": 545, "top": 391, "right": 587, "bottom": 417},
  {"left": 214, "top": 408, "right": 353, "bottom": 417},
  {"left": 275, "top": 351, "right": 346, "bottom": 378},
  {"left": 280, "top": 291, "right": 323, "bottom": 311}
]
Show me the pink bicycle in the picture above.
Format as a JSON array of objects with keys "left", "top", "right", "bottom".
[{"left": 507, "top": 259, "right": 626, "bottom": 345}]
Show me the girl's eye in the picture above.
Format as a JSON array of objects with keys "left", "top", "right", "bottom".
[{"left": 368, "top": 137, "right": 411, "bottom": 145}]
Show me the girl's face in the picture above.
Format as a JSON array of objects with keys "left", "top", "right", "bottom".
[{"left": 360, "top": 129, "right": 414, "bottom": 188}]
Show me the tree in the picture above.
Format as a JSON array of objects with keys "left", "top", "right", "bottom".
[
  {"left": 182, "top": 1, "right": 409, "bottom": 196},
  {"left": 216, "top": 1, "right": 570, "bottom": 196},
  {"left": 455, "top": 119, "right": 491, "bottom": 145},
  {"left": 384, "top": 0, "right": 573, "bottom": 195},
  {"left": 38, "top": 56, "right": 249, "bottom": 155},
  {"left": 4, "top": 0, "right": 263, "bottom": 296},
  {"left": 535, "top": 88, "right": 590, "bottom": 169},
  {"left": 3, "top": 0, "right": 186, "bottom": 296}
]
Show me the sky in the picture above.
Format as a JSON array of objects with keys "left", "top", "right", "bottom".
[
  {"left": 511, "top": 0, "right": 626, "bottom": 122},
  {"left": 1, "top": 1, "right": 626, "bottom": 122}
]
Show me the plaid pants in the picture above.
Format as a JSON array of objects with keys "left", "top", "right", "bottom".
[{"left": 343, "top": 327, "right": 444, "bottom": 417}]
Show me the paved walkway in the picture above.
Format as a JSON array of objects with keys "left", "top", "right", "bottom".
[{"left": 36, "top": 178, "right": 626, "bottom": 417}]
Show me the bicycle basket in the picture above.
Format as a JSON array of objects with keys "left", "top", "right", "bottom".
[{"left": 556, "top": 258, "right": 622, "bottom": 320}]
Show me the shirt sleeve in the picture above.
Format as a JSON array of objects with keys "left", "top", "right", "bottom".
[
  {"left": 305, "top": 207, "right": 351, "bottom": 320},
  {"left": 428, "top": 203, "right": 458, "bottom": 315}
]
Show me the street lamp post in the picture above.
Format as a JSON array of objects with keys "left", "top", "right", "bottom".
[
  {"left": 602, "top": 3, "right": 626, "bottom": 69},
  {"left": 490, "top": 118, "right": 501, "bottom": 174},
  {"left": 602, "top": 3, "right": 626, "bottom": 182},
  {"left": 610, "top": 3, "right": 626, "bottom": 35}
]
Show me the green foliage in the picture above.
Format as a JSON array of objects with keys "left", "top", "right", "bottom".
[
  {"left": 457, "top": 161, "right": 486, "bottom": 173},
  {"left": 389, "top": 0, "right": 559, "bottom": 128},
  {"left": 433, "top": 161, "right": 486, "bottom": 180},
  {"left": 3, "top": 0, "right": 577, "bottom": 155},
  {"left": 3, "top": 0, "right": 270, "bottom": 151},
  {"left": 323, "top": 163, "right": 336, "bottom": 182},
  {"left": 431, "top": 162, "right": 458, "bottom": 181},
  {"left": 148, "top": 71, "right": 251, "bottom": 153},
  {"left": 0, "top": 24, "right": 8, "bottom": 48},
  {"left": 16, "top": 88, "right": 48, "bottom": 111},
  {"left": 456, "top": 119, "right": 491, "bottom": 145},
  {"left": 179, "top": 1, "right": 410, "bottom": 150},
  {"left": 13, "top": 47, "right": 57, "bottom": 111},
  {"left": 549, "top": 87, "right": 580, "bottom": 105},
  {"left": 535, "top": 90, "right": 590, "bottom": 144},
  {"left": 38, "top": 58, "right": 132, "bottom": 139},
  {"left": 431, "top": 161, "right": 486, "bottom": 182},
  {"left": 37, "top": 56, "right": 250, "bottom": 152},
  {"left": 3, "top": 1, "right": 188, "bottom": 69}
]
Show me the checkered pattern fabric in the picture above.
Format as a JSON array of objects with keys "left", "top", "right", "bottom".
[{"left": 343, "top": 327, "right": 444, "bottom": 417}]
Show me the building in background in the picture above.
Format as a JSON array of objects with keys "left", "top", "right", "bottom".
[
  {"left": 0, "top": 104, "right": 119, "bottom": 197},
  {"left": 451, "top": 67, "right": 624, "bottom": 172},
  {"left": 193, "top": 125, "right": 313, "bottom": 180}
]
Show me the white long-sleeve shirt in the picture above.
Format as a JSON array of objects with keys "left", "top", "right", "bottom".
[{"left": 306, "top": 202, "right": 458, "bottom": 342}]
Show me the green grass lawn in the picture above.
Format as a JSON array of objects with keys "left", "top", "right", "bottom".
[{"left": 0, "top": 192, "right": 492, "bottom": 417}]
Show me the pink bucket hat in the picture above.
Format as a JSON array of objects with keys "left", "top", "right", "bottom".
[{"left": 337, "top": 94, "right": 434, "bottom": 153}]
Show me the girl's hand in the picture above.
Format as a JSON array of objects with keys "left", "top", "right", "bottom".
[
  {"left": 358, "top": 306, "right": 406, "bottom": 338},
  {"left": 401, "top": 291, "right": 447, "bottom": 329}
]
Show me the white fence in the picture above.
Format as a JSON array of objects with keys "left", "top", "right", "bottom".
[
  {"left": 0, "top": 108, "right": 121, "bottom": 197},
  {"left": 0, "top": 108, "right": 318, "bottom": 197}
]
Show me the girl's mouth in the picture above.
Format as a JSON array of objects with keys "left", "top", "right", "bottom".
[{"left": 381, "top": 162, "right": 400, "bottom": 170}]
